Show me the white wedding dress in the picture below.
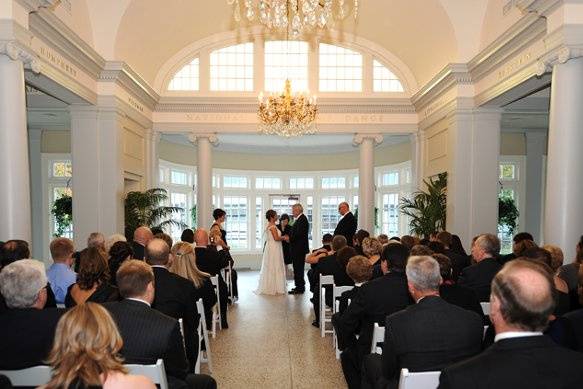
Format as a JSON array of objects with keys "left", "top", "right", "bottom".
[{"left": 256, "top": 225, "right": 287, "bottom": 295}]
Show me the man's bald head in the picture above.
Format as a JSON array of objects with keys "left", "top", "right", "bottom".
[
  {"left": 145, "top": 238, "right": 170, "bottom": 266},
  {"left": 491, "top": 259, "right": 555, "bottom": 332},
  {"left": 134, "top": 226, "right": 154, "bottom": 246},
  {"left": 338, "top": 202, "right": 349, "bottom": 216},
  {"left": 195, "top": 229, "right": 209, "bottom": 247}
]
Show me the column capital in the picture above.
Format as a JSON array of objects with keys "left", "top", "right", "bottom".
[
  {"left": 352, "top": 133, "right": 383, "bottom": 146},
  {"left": 536, "top": 45, "right": 583, "bottom": 76},
  {"left": 16, "top": 0, "right": 59, "bottom": 11},
  {"left": 0, "top": 41, "right": 41, "bottom": 73},
  {"left": 188, "top": 133, "right": 219, "bottom": 146}
]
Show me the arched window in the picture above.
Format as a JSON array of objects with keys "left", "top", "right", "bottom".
[
  {"left": 210, "top": 43, "right": 254, "bottom": 91},
  {"left": 168, "top": 58, "right": 199, "bottom": 91},
  {"left": 264, "top": 40, "right": 309, "bottom": 92},
  {"left": 373, "top": 59, "right": 403, "bottom": 92},
  {"left": 319, "top": 44, "right": 363, "bottom": 92}
]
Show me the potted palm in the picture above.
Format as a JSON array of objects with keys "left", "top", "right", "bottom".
[{"left": 51, "top": 194, "right": 73, "bottom": 237}]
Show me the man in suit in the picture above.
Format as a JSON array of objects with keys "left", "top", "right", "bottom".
[
  {"left": 333, "top": 243, "right": 413, "bottom": 389},
  {"left": 194, "top": 228, "right": 229, "bottom": 328},
  {"left": 458, "top": 234, "right": 503, "bottom": 301},
  {"left": 362, "top": 256, "right": 483, "bottom": 389},
  {"left": 334, "top": 202, "right": 357, "bottom": 247},
  {"left": 145, "top": 239, "right": 200, "bottom": 372},
  {"left": 131, "top": 226, "right": 153, "bottom": 260},
  {"left": 105, "top": 260, "right": 216, "bottom": 389},
  {"left": 439, "top": 259, "right": 583, "bottom": 389},
  {"left": 288, "top": 203, "right": 310, "bottom": 294},
  {"left": 0, "top": 260, "right": 65, "bottom": 369}
]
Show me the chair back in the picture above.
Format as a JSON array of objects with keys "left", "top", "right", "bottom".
[
  {"left": 319, "top": 274, "right": 335, "bottom": 337},
  {"left": 126, "top": 359, "right": 168, "bottom": 389},
  {"left": 480, "top": 302, "right": 491, "bottom": 316},
  {"left": 332, "top": 285, "right": 354, "bottom": 313},
  {"left": 0, "top": 366, "right": 52, "bottom": 386},
  {"left": 371, "top": 322, "right": 385, "bottom": 354},
  {"left": 397, "top": 368, "right": 440, "bottom": 389}
]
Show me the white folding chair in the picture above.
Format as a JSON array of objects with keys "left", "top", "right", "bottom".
[
  {"left": 210, "top": 275, "right": 222, "bottom": 338},
  {"left": 126, "top": 359, "right": 169, "bottom": 389},
  {"left": 397, "top": 368, "right": 441, "bottom": 389},
  {"left": 480, "top": 302, "right": 491, "bottom": 316},
  {"left": 334, "top": 297, "right": 354, "bottom": 359},
  {"left": 196, "top": 299, "right": 213, "bottom": 373},
  {"left": 221, "top": 262, "right": 234, "bottom": 303},
  {"left": 332, "top": 285, "right": 354, "bottom": 352},
  {"left": 0, "top": 365, "right": 52, "bottom": 386},
  {"left": 371, "top": 322, "right": 385, "bottom": 354},
  {"left": 319, "top": 274, "right": 335, "bottom": 337}
]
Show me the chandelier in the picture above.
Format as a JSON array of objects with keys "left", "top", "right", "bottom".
[
  {"left": 258, "top": 79, "right": 318, "bottom": 137},
  {"left": 227, "top": 0, "right": 359, "bottom": 37}
]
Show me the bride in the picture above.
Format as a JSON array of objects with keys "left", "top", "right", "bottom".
[{"left": 256, "top": 209, "right": 288, "bottom": 295}]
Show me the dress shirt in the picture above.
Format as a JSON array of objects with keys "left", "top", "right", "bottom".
[
  {"left": 46, "top": 263, "right": 76, "bottom": 304},
  {"left": 494, "top": 331, "right": 543, "bottom": 342},
  {"left": 126, "top": 297, "right": 151, "bottom": 307}
]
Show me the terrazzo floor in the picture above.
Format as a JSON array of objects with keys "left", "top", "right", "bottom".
[{"left": 201, "top": 270, "right": 347, "bottom": 389}]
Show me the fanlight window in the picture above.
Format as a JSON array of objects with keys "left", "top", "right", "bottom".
[
  {"left": 319, "top": 44, "right": 363, "bottom": 92},
  {"left": 168, "top": 58, "right": 199, "bottom": 91},
  {"left": 210, "top": 43, "right": 254, "bottom": 91},
  {"left": 373, "top": 59, "right": 403, "bottom": 92},
  {"left": 264, "top": 40, "right": 309, "bottom": 92}
]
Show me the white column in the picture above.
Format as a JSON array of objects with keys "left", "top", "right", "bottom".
[
  {"left": 146, "top": 129, "right": 160, "bottom": 188},
  {"left": 28, "top": 128, "right": 43, "bottom": 258},
  {"left": 410, "top": 131, "right": 425, "bottom": 190},
  {"left": 354, "top": 134, "right": 383, "bottom": 233},
  {"left": 525, "top": 132, "right": 546, "bottom": 243},
  {"left": 189, "top": 134, "right": 218, "bottom": 230},
  {"left": 0, "top": 50, "right": 31, "bottom": 242},
  {"left": 447, "top": 109, "right": 501, "bottom": 246},
  {"left": 544, "top": 57, "right": 583, "bottom": 262}
]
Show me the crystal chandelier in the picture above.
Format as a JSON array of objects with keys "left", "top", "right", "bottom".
[
  {"left": 227, "top": 0, "right": 359, "bottom": 37},
  {"left": 258, "top": 79, "right": 318, "bottom": 137}
]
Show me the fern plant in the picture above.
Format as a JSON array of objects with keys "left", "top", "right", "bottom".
[
  {"left": 124, "top": 188, "right": 187, "bottom": 240},
  {"left": 399, "top": 172, "right": 447, "bottom": 238}
]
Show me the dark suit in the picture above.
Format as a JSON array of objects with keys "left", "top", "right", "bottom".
[
  {"left": 289, "top": 214, "right": 310, "bottom": 291},
  {"left": 457, "top": 258, "right": 502, "bottom": 301},
  {"left": 363, "top": 296, "right": 483, "bottom": 389},
  {"left": 550, "top": 308, "right": 583, "bottom": 352},
  {"left": 332, "top": 271, "right": 412, "bottom": 389},
  {"left": 151, "top": 267, "right": 200, "bottom": 372},
  {"left": 131, "top": 241, "right": 146, "bottom": 260},
  {"left": 439, "top": 283, "right": 484, "bottom": 319},
  {"left": 312, "top": 253, "right": 355, "bottom": 324},
  {"left": 0, "top": 308, "right": 65, "bottom": 369},
  {"left": 338, "top": 285, "right": 361, "bottom": 315},
  {"left": 334, "top": 212, "right": 357, "bottom": 246},
  {"left": 444, "top": 249, "right": 470, "bottom": 282},
  {"left": 195, "top": 247, "right": 229, "bottom": 328},
  {"left": 438, "top": 335, "right": 583, "bottom": 389},
  {"left": 195, "top": 277, "right": 218, "bottom": 329}
]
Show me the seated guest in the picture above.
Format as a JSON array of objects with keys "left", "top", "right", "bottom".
[
  {"left": 65, "top": 247, "right": 119, "bottom": 307},
  {"left": 353, "top": 229, "right": 370, "bottom": 256},
  {"left": 307, "top": 233, "right": 334, "bottom": 292},
  {"left": 458, "top": 234, "right": 502, "bottom": 301},
  {"left": 131, "top": 226, "right": 153, "bottom": 260},
  {"left": 0, "top": 260, "right": 65, "bottom": 369},
  {"left": 195, "top": 228, "right": 229, "bottom": 329},
  {"left": 362, "top": 238, "right": 383, "bottom": 278},
  {"left": 43, "top": 303, "right": 155, "bottom": 389},
  {"left": 333, "top": 243, "right": 412, "bottom": 389},
  {"left": 155, "top": 232, "right": 173, "bottom": 250},
  {"left": 181, "top": 228, "right": 195, "bottom": 244},
  {"left": 436, "top": 231, "right": 470, "bottom": 281},
  {"left": 316, "top": 233, "right": 334, "bottom": 252},
  {"left": 363, "top": 256, "right": 483, "bottom": 389},
  {"left": 551, "top": 266, "right": 583, "bottom": 351},
  {"left": 409, "top": 244, "right": 433, "bottom": 257},
  {"left": 105, "top": 260, "right": 216, "bottom": 389},
  {"left": 170, "top": 242, "right": 217, "bottom": 329},
  {"left": 427, "top": 240, "right": 446, "bottom": 254},
  {"left": 47, "top": 237, "right": 76, "bottom": 304},
  {"left": 399, "top": 235, "right": 417, "bottom": 251},
  {"left": 500, "top": 231, "right": 535, "bottom": 264},
  {"left": 105, "top": 233, "right": 127, "bottom": 254},
  {"left": 439, "top": 260, "right": 583, "bottom": 389},
  {"left": 151, "top": 226, "right": 164, "bottom": 235},
  {"left": 146, "top": 239, "right": 200, "bottom": 372},
  {"left": 558, "top": 235, "right": 583, "bottom": 293},
  {"left": 433, "top": 253, "right": 483, "bottom": 319},
  {"left": 450, "top": 234, "right": 467, "bottom": 257},
  {"left": 543, "top": 244, "right": 565, "bottom": 274},
  {"left": 336, "top": 246, "right": 358, "bottom": 286},
  {"left": 87, "top": 232, "right": 106, "bottom": 252},
  {"left": 108, "top": 241, "right": 134, "bottom": 286},
  {"left": 338, "top": 255, "right": 373, "bottom": 314}
]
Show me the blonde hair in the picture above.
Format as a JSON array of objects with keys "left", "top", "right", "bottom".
[
  {"left": 542, "top": 244, "right": 564, "bottom": 272},
  {"left": 45, "top": 303, "right": 126, "bottom": 388},
  {"left": 169, "top": 242, "right": 211, "bottom": 288},
  {"left": 362, "top": 237, "right": 383, "bottom": 258}
]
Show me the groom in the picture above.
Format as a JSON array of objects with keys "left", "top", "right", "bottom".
[{"left": 288, "top": 203, "right": 310, "bottom": 294}]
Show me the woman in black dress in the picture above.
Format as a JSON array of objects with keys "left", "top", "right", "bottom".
[
  {"left": 278, "top": 214, "right": 292, "bottom": 266},
  {"left": 210, "top": 208, "right": 239, "bottom": 301}
]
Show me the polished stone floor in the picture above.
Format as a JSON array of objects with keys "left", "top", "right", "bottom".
[{"left": 201, "top": 270, "right": 347, "bottom": 388}]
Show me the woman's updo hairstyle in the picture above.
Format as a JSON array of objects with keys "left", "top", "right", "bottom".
[{"left": 265, "top": 209, "right": 277, "bottom": 221}]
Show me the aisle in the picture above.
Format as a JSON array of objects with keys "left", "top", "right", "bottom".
[{"left": 203, "top": 270, "right": 347, "bottom": 388}]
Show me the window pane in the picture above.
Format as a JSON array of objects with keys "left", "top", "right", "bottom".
[
  {"left": 321, "top": 196, "right": 345, "bottom": 235},
  {"left": 256, "top": 177, "right": 282, "bottom": 190},
  {"left": 373, "top": 59, "right": 404, "bottom": 92},
  {"left": 223, "top": 196, "right": 248, "bottom": 249},
  {"left": 170, "top": 192, "right": 188, "bottom": 239},
  {"left": 353, "top": 176, "right": 359, "bottom": 188},
  {"left": 170, "top": 170, "right": 188, "bottom": 185},
  {"left": 306, "top": 196, "right": 313, "bottom": 245},
  {"left": 382, "top": 172, "right": 399, "bottom": 186},
  {"left": 265, "top": 41, "right": 309, "bottom": 92},
  {"left": 382, "top": 193, "right": 399, "bottom": 236},
  {"left": 52, "top": 161, "right": 72, "bottom": 177},
  {"left": 168, "top": 58, "right": 199, "bottom": 91},
  {"left": 319, "top": 43, "right": 363, "bottom": 92},
  {"left": 499, "top": 164, "right": 516, "bottom": 180},
  {"left": 223, "top": 176, "right": 248, "bottom": 188},
  {"left": 210, "top": 43, "right": 254, "bottom": 91},
  {"left": 322, "top": 177, "right": 346, "bottom": 189},
  {"left": 255, "top": 197, "right": 263, "bottom": 249},
  {"left": 290, "top": 177, "right": 314, "bottom": 189}
]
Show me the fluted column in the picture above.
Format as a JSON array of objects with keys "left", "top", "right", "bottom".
[
  {"left": 544, "top": 57, "right": 583, "bottom": 261},
  {"left": 353, "top": 134, "right": 383, "bottom": 233},
  {"left": 146, "top": 129, "right": 160, "bottom": 188},
  {"left": 410, "top": 131, "right": 425, "bottom": 190},
  {"left": 525, "top": 132, "right": 546, "bottom": 243},
  {"left": 189, "top": 134, "right": 218, "bottom": 229}
]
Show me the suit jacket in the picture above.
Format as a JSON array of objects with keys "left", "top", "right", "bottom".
[
  {"left": 104, "top": 299, "right": 189, "bottom": 384},
  {"left": 381, "top": 296, "right": 483, "bottom": 381},
  {"left": 439, "top": 283, "right": 484, "bottom": 319},
  {"left": 131, "top": 241, "right": 146, "bottom": 260},
  {"left": 457, "top": 258, "right": 502, "bottom": 301},
  {"left": 438, "top": 335, "right": 583, "bottom": 389},
  {"left": 338, "top": 285, "right": 360, "bottom": 314},
  {"left": 333, "top": 271, "right": 412, "bottom": 357},
  {"left": 289, "top": 214, "right": 310, "bottom": 260},
  {"left": 195, "top": 247, "right": 229, "bottom": 276},
  {"left": 444, "top": 249, "right": 470, "bottom": 282},
  {"left": 151, "top": 267, "right": 199, "bottom": 371},
  {"left": 551, "top": 308, "right": 583, "bottom": 352},
  {"left": 315, "top": 254, "right": 355, "bottom": 306},
  {"left": 334, "top": 212, "right": 357, "bottom": 246},
  {"left": 0, "top": 308, "right": 65, "bottom": 369}
]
